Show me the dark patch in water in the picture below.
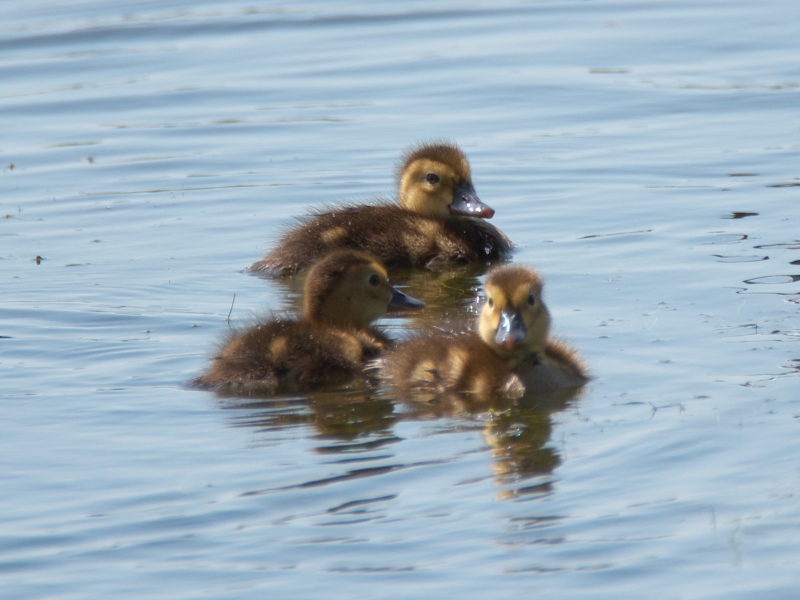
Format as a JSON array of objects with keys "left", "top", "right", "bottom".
[
  {"left": 327, "top": 566, "right": 415, "bottom": 573},
  {"left": 328, "top": 494, "right": 396, "bottom": 513},
  {"left": 240, "top": 459, "right": 447, "bottom": 496},
  {"left": 702, "top": 233, "right": 748, "bottom": 245},
  {"left": 721, "top": 212, "right": 758, "bottom": 219},
  {"left": 713, "top": 255, "right": 768, "bottom": 263},
  {"left": 578, "top": 229, "right": 652, "bottom": 240},
  {"left": 744, "top": 275, "right": 800, "bottom": 285},
  {"left": 754, "top": 242, "right": 800, "bottom": 249}
]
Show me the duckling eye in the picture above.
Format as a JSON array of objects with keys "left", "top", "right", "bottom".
[
  {"left": 528, "top": 294, "right": 536, "bottom": 306},
  {"left": 426, "top": 173, "right": 439, "bottom": 185},
  {"left": 369, "top": 274, "right": 380, "bottom": 286},
  {"left": 488, "top": 297, "right": 494, "bottom": 308}
]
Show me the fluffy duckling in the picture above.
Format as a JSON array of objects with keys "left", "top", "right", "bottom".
[
  {"left": 249, "top": 142, "right": 512, "bottom": 275},
  {"left": 377, "top": 265, "right": 587, "bottom": 398},
  {"left": 197, "top": 250, "right": 424, "bottom": 392}
]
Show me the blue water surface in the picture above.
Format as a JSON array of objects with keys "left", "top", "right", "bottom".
[{"left": 1, "top": 1, "right": 799, "bottom": 598}]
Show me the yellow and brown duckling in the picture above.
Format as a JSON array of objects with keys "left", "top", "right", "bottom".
[
  {"left": 249, "top": 142, "right": 512, "bottom": 275},
  {"left": 377, "top": 265, "right": 587, "bottom": 398},
  {"left": 197, "top": 250, "right": 424, "bottom": 392}
]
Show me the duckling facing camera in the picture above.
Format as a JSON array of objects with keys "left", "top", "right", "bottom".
[
  {"left": 249, "top": 142, "right": 512, "bottom": 275},
  {"left": 376, "top": 265, "right": 587, "bottom": 399},
  {"left": 197, "top": 250, "right": 423, "bottom": 393}
]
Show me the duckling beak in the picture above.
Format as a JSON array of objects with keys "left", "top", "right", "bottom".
[
  {"left": 449, "top": 183, "right": 495, "bottom": 219},
  {"left": 388, "top": 286, "right": 425, "bottom": 311},
  {"left": 495, "top": 309, "right": 526, "bottom": 349}
]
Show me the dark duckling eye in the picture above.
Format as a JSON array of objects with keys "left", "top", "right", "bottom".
[
  {"left": 487, "top": 297, "right": 494, "bottom": 308},
  {"left": 528, "top": 294, "right": 536, "bottom": 306},
  {"left": 369, "top": 274, "right": 380, "bottom": 286},
  {"left": 426, "top": 173, "right": 440, "bottom": 185}
]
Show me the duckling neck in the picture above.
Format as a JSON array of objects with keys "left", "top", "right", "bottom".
[
  {"left": 305, "top": 302, "right": 372, "bottom": 331},
  {"left": 399, "top": 194, "right": 434, "bottom": 217}
]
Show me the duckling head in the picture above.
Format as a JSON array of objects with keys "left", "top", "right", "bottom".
[
  {"left": 304, "top": 250, "right": 424, "bottom": 329},
  {"left": 398, "top": 142, "right": 495, "bottom": 219},
  {"left": 478, "top": 266, "right": 551, "bottom": 359}
]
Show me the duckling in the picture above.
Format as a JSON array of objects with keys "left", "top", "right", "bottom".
[
  {"left": 377, "top": 265, "right": 587, "bottom": 398},
  {"left": 249, "top": 142, "right": 512, "bottom": 275},
  {"left": 197, "top": 250, "right": 424, "bottom": 392}
]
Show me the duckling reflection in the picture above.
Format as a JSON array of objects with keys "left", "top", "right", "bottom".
[
  {"left": 220, "top": 382, "right": 581, "bottom": 495},
  {"left": 399, "top": 387, "right": 582, "bottom": 496},
  {"left": 377, "top": 265, "right": 588, "bottom": 398},
  {"left": 196, "top": 250, "right": 423, "bottom": 393},
  {"left": 221, "top": 388, "right": 400, "bottom": 449},
  {"left": 249, "top": 142, "right": 512, "bottom": 275}
]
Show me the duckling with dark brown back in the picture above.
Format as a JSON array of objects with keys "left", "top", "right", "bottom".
[
  {"left": 197, "top": 250, "right": 423, "bottom": 392},
  {"left": 249, "top": 142, "right": 512, "bottom": 275},
  {"left": 377, "top": 265, "right": 587, "bottom": 399}
]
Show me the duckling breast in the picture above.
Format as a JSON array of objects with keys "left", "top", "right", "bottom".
[{"left": 513, "top": 340, "right": 588, "bottom": 394}]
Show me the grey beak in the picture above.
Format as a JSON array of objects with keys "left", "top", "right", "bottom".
[
  {"left": 388, "top": 286, "right": 425, "bottom": 310},
  {"left": 495, "top": 309, "right": 526, "bottom": 348},
  {"left": 448, "top": 182, "right": 495, "bottom": 219}
]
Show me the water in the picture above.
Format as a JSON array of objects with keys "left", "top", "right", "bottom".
[{"left": 2, "top": 0, "right": 799, "bottom": 597}]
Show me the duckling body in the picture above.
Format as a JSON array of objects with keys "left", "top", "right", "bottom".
[
  {"left": 379, "top": 332, "right": 584, "bottom": 398},
  {"left": 378, "top": 266, "right": 587, "bottom": 398},
  {"left": 198, "top": 319, "right": 389, "bottom": 391},
  {"left": 197, "top": 250, "right": 423, "bottom": 392},
  {"left": 249, "top": 143, "right": 511, "bottom": 275}
]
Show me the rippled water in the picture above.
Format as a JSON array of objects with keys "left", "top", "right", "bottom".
[{"left": 2, "top": 1, "right": 799, "bottom": 598}]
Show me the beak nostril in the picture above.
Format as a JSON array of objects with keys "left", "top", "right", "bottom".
[{"left": 448, "top": 184, "right": 495, "bottom": 219}]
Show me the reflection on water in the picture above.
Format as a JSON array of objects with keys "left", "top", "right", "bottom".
[
  {"left": 224, "top": 388, "right": 397, "bottom": 443},
  {"left": 233, "top": 389, "right": 579, "bottom": 493},
  {"left": 399, "top": 387, "right": 582, "bottom": 497},
  {"left": 219, "top": 379, "right": 581, "bottom": 498}
]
